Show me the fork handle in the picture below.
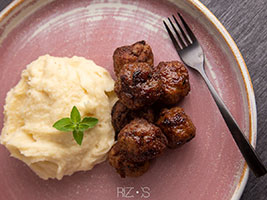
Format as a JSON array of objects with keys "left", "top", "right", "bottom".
[{"left": 199, "top": 69, "right": 267, "bottom": 177}]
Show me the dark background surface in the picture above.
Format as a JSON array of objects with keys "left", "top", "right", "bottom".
[{"left": 0, "top": 0, "right": 266, "bottom": 199}]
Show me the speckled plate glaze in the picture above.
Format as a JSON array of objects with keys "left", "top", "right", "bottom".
[{"left": 0, "top": 0, "right": 256, "bottom": 200}]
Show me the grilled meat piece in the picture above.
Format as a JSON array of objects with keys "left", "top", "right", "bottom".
[
  {"left": 156, "top": 61, "right": 190, "bottom": 105},
  {"left": 114, "top": 62, "right": 162, "bottom": 110},
  {"left": 156, "top": 106, "right": 196, "bottom": 148},
  {"left": 111, "top": 100, "right": 155, "bottom": 138},
  {"left": 117, "top": 118, "right": 167, "bottom": 162},
  {"left": 113, "top": 40, "right": 154, "bottom": 76},
  {"left": 108, "top": 142, "right": 150, "bottom": 178}
]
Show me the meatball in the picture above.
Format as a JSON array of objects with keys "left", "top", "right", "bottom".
[
  {"left": 111, "top": 100, "right": 155, "bottom": 137},
  {"left": 117, "top": 118, "right": 167, "bottom": 162},
  {"left": 108, "top": 143, "right": 150, "bottom": 178},
  {"left": 114, "top": 62, "right": 162, "bottom": 110},
  {"left": 113, "top": 40, "right": 154, "bottom": 76},
  {"left": 156, "top": 107, "right": 196, "bottom": 148},
  {"left": 156, "top": 61, "right": 190, "bottom": 105}
]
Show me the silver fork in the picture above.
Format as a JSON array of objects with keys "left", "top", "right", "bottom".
[{"left": 163, "top": 13, "right": 266, "bottom": 177}]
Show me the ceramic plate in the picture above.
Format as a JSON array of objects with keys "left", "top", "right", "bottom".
[{"left": 0, "top": 0, "right": 256, "bottom": 199}]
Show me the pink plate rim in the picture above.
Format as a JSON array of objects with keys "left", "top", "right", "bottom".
[{"left": 0, "top": 0, "right": 257, "bottom": 200}]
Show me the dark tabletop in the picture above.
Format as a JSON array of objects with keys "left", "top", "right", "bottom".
[{"left": 0, "top": 0, "right": 266, "bottom": 199}]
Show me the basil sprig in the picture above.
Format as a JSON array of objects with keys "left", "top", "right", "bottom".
[{"left": 53, "top": 106, "right": 98, "bottom": 145}]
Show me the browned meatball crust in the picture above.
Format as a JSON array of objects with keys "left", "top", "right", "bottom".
[
  {"left": 111, "top": 100, "right": 155, "bottom": 137},
  {"left": 108, "top": 143, "right": 150, "bottom": 178},
  {"left": 156, "top": 107, "right": 196, "bottom": 148},
  {"left": 156, "top": 61, "right": 190, "bottom": 105},
  {"left": 114, "top": 62, "right": 162, "bottom": 110},
  {"left": 117, "top": 118, "right": 168, "bottom": 162},
  {"left": 113, "top": 40, "right": 154, "bottom": 76}
]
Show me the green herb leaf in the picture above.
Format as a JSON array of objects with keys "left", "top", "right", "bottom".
[
  {"left": 73, "top": 129, "right": 84, "bottom": 145},
  {"left": 71, "top": 106, "right": 81, "bottom": 123},
  {"left": 53, "top": 118, "right": 74, "bottom": 132},
  {"left": 78, "top": 123, "right": 90, "bottom": 131},
  {"left": 81, "top": 117, "right": 98, "bottom": 128},
  {"left": 64, "top": 124, "right": 76, "bottom": 131},
  {"left": 53, "top": 106, "right": 98, "bottom": 145}
]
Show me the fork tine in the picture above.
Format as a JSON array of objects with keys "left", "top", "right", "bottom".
[
  {"left": 178, "top": 13, "right": 197, "bottom": 42},
  {"left": 163, "top": 20, "right": 181, "bottom": 51},
  {"left": 167, "top": 17, "right": 186, "bottom": 48},
  {"left": 172, "top": 15, "right": 190, "bottom": 45}
]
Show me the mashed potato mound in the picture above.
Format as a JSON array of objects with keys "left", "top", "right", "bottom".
[{"left": 0, "top": 55, "right": 116, "bottom": 180}]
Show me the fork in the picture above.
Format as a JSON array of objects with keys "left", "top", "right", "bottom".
[{"left": 163, "top": 13, "right": 267, "bottom": 177}]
